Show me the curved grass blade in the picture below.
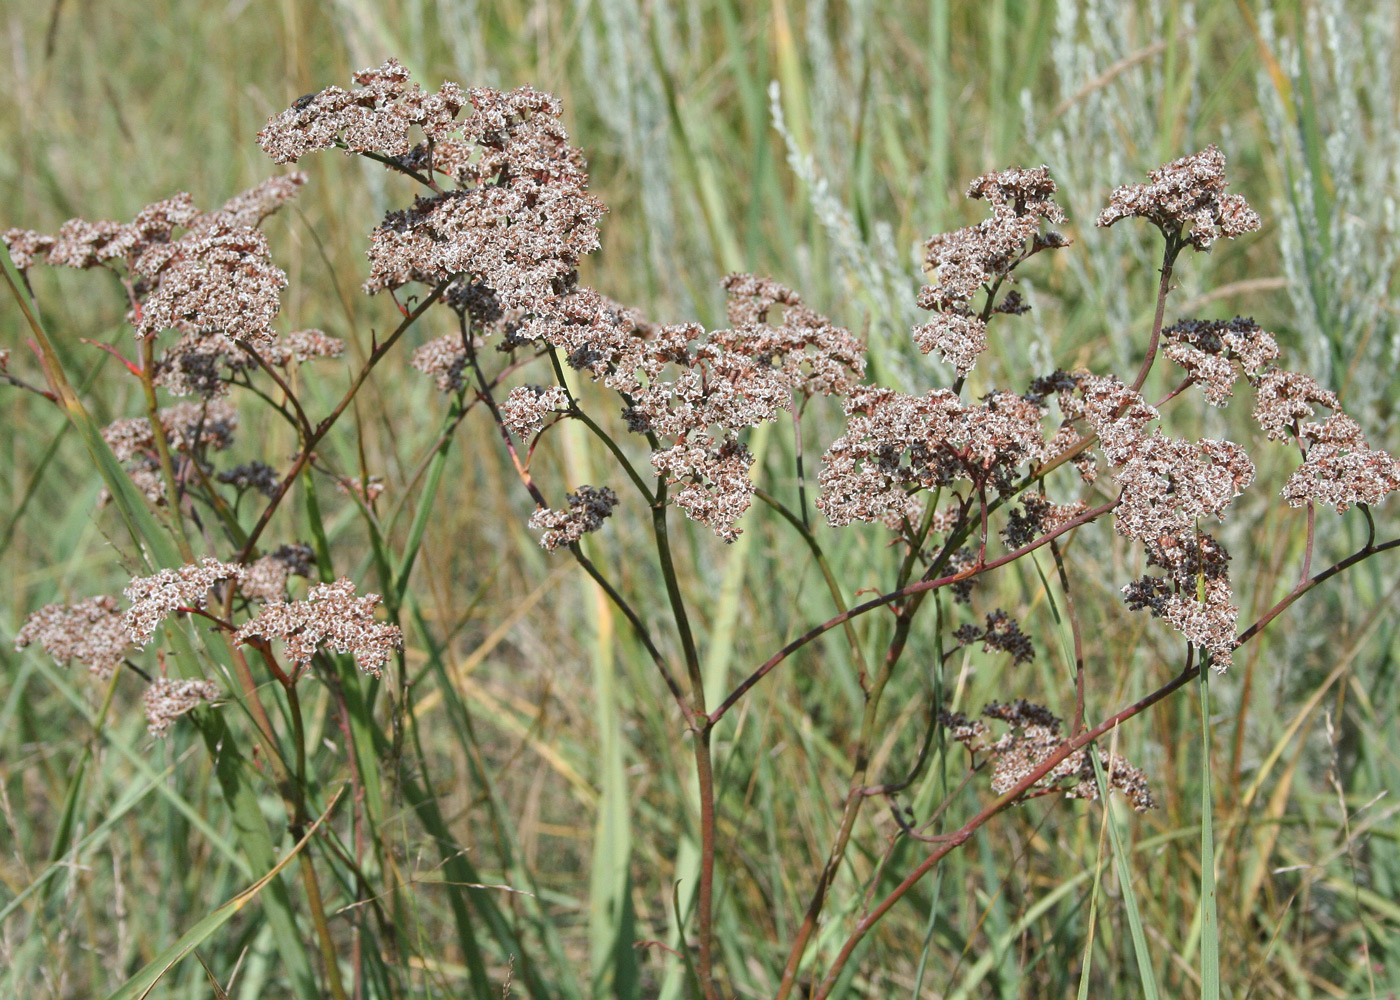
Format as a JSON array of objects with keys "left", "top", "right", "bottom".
[{"left": 103, "top": 787, "right": 343, "bottom": 1000}]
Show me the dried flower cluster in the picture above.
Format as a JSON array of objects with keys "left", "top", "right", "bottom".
[
  {"left": 817, "top": 386, "right": 1055, "bottom": 527},
  {"left": 123, "top": 558, "right": 245, "bottom": 645},
  {"left": 943, "top": 701, "right": 1154, "bottom": 812},
  {"left": 528, "top": 486, "right": 619, "bottom": 550},
  {"left": 500, "top": 384, "right": 570, "bottom": 438},
  {"left": 913, "top": 167, "right": 1068, "bottom": 376},
  {"left": 261, "top": 62, "right": 605, "bottom": 311},
  {"left": 143, "top": 677, "right": 220, "bottom": 738},
  {"left": 235, "top": 578, "right": 402, "bottom": 676},
  {"left": 953, "top": 609, "right": 1035, "bottom": 665},
  {"left": 14, "top": 596, "right": 130, "bottom": 680},
  {"left": 1096, "top": 144, "right": 1262, "bottom": 250},
  {"left": 1161, "top": 316, "right": 1279, "bottom": 406}
]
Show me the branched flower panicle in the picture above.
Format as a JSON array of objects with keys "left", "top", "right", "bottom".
[
  {"left": 528, "top": 485, "right": 619, "bottom": 550},
  {"left": 1283, "top": 413, "right": 1400, "bottom": 512},
  {"left": 134, "top": 224, "right": 286, "bottom": 353},
  {"left": 913, "top": 166, "right": 1068, "bottom": 376},
  {"left": 143, "top": 677, "right": 220, "bottom": 738},
  {"left": 235, "top": 578, "right": 402, "bottom": 676},
  {"left": 1251, "top": 368, "right": 1339, "bottom": 441},
  {"left": 263, "top": 67, "right": 608, "bottom": 311},
  {"left": 1124, "top": 530, "right": 1238, "bottom": 668},
  {"left": 711, "top": 273, "right": 866, "bottom": 398},
  {"left": 3, "top": 177, "right": 312, "bottom": 402},
  {"left": 1058, "top": 373, "right": 1159, "bottom": 466},
  {"left": 15, "top": 596, "right": 130, "bottom": 680},
  {"left": 258, "top": 59, "right": 465, "bottom": 163},
  {"left": 1096, "top": 144, "right": 1261, "bottom": 250},
  {"left": 123, "top": 559, "right": 244, "bottom": 645},
  {"left": 101, "top": 399, "right": 238, "bottom": 504},
  {"left": 412, "top": 331, "right": 480, "bottom": 392},
  {"left": 817, "top": 386, "right": 1055, "bottom": 528},
  {"left": 1250, "top": 368, "right": 1400, "bottom": 512},
  {"left": 945, "top": 701, "right": 1154, "bottom": 811}
]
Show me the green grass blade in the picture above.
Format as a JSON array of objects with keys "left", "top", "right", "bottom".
[{"left": 1199, "top": 669, "right": 1221, "bottom": 1000}]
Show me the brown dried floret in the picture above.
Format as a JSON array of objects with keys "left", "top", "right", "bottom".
[
  {"left": 1096, "top": 145, "right": 1260, "bottom": 251},
  {"left": 144, "top": 677, "right": 220, "bottom": 738},
  {"left": 350, "top": 83, "right": 605, "bottom": 311},
  {"left": 123, "top": 558, "right": 245, "bottom": 645},
  {"left": 235, "top": 577, "right": 402, "bottom": 676},
  {"left": 14, "top": 596, "right": 130, "bottom": 680},
  {"left": 257, "top": 59, "right": 466, "bottom": 163},
  {"left": 500, "top": 384, "right": 569, "bottom": 438},
  {"left": 528, "top": 485, "right": 619, "bottom": 550}
]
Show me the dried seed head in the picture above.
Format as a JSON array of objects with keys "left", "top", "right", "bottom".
[
  {"left": 957, "top": 700, "right": 1155, "bottom": 811},
  {"left": 143, "top": 677, "right": 220, "bottom": 738},
  {"left": 953, "top": 609, "right": 1035, "bottom": 664},
  {"left": 217, "top": 462, "right": 281, "bottom": 499},
  {"left": 1097, "top": 145, "right": 1260, "bottom": 251},
  {"left": 134, "top": 224, "right": 286, "bottom": 354},
  {"left": 527, "top": 485, "right": 619, "bottom": 550},
  {"left": 15, "top": 596, "right": 130, "bottom": 680},
  {"left": 1252, "top": 367, "right": 1340, "bottom": 441}
]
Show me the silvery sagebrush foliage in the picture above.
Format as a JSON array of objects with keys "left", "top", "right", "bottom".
[{"left": 6, "top": 56, "right": 1400, "bottom": 999}]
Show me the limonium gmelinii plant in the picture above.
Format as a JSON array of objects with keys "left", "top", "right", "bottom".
[{"left": 6, "top": 59, "right": 1400, "bottom": 998}]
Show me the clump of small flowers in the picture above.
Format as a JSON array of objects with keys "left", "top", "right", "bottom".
[
  {"left": 9, "top": 59, "right": 1400, "bottom": 998},
  {"left": 143, "top": 677, "right": 220, "bottom": 738},
  {"left": 235, "top": 578, "right": 402, "bottom": 676},
  {"left": 528, "top": 486, "right": 619, "bottom": 550},
  {"left": 943, "top": 701, "right": 1155, "bottom": 812},
  {"left": 14, "top": 596, "right": 130, "bottom": 680}
]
